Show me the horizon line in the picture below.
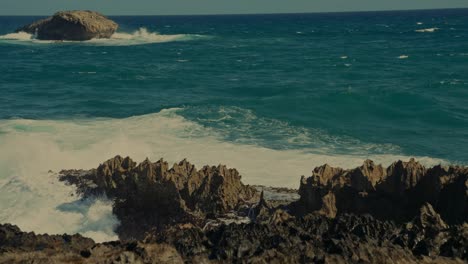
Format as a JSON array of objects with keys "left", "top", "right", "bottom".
[{"left": 1, "top": 7, "right": 467, "bottom": 17}]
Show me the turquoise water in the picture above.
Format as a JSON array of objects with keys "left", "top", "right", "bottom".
[{"left": 0, "top": 9, "right": 467, "bottom": 240}]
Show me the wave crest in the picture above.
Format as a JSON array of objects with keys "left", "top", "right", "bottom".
[
  {"left": 415, "top": 28, "right": 439, "bottom": 33},
  {"left": 0, "top": 27, "right": 203, "bottom": 46},
  {"left": 0, "top": 108, "right": 447, "bottom": 242}
]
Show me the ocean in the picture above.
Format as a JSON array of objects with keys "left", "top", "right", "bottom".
[{"left": 0, "top": 9, "right": 467, "bottom": 242}]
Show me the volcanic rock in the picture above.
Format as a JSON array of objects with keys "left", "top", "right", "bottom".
[
  {"left": 16, "top": 10, "right": 118, "bottom": 41},
  {"left": 60, "top": 156, "right": 258, "bottom": 240},
  {"left": 290, "top": 159, "right": 468, "bottom": 225},
  {"left": 2, "top": 157, "right": 468, "bottom": 263},
  {"left": 0, "top": 224, "right": 184, "bottom": 264}
]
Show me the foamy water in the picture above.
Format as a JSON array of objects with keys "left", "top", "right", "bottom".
[
  {"left": 0, "top": 108, "right": 446, "bottom": 242},
  {"left": 0, "top": 10, "right": 466, "bottom": 243},
  {"left": 0, "top": 27, "right": 202, "bottom": 46},
  {"left": 415, "top": 27, "right": 439, "bottom": 33}
]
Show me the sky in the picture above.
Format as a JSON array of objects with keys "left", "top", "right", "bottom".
[{"left": 2, "top": 0, "right": 468, "bottom": 15}]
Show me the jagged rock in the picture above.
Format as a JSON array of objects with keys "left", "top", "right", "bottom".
[
  {"left": 251, "top": 191, "right": 273, "bottom": 222},
  {"left": 394, "top": 203, "right": 467, "bottom": 259},
  {"left": 60, "top": 156, "right": 258, "bottom": 240},
  {"left": 0, "top": 225, "right": 185, "bottom": 264},
  {"left": 378, "top": 158, "right": 427, "bottom": 195},
  {"left": 318, "top": 192, "right": 338, "bottom": 218},
  {"left": 0, "top": 223, "right": 94, "bottom": 254},
  {"left": 268, "top": 209, "right": 293, "bottom": 226},
  {"left": 3, "top": 155, "right": 468, "bottom": 263},
  {"left": 154, "top": 213, "right": 465, "bottom": 263},
  {"left": 290, "top": 159, "right": 468, "bottom": 225},
  {"left": 417, "top": 203, "right": 449, "bottom": 231},
  {"left": 16, "top": 10, "right": 118, "bottom": 41}
]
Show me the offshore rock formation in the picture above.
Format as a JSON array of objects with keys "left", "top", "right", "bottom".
[
  {"left": 16, "top": 10, "right": 118, "bottom": 41},
  {"left": 290, "top": 159, "right": 468, "bottom": 225},
  {"left": 60, "top": 156, "right": 258, "bottom": 240},
  {"left": 2, "top": 157, "right": 466, "bottom": 263}
]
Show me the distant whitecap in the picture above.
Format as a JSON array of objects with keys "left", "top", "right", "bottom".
[
  {"left": 0, "top": 28, "right": 206, "bottom": 46},
  {"left": 415, "top": 28, "right": 439, "bottom": 33}
]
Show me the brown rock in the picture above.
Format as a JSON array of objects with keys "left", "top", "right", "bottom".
[
  {"left": 16, "top": 10, "right": 118, "bottom": 41},
  {"left": 290, "top": 159, "right": 467, "bottom": 224},
  {"left": 60, "top": 156, "right": 258, "bottom": 240}
]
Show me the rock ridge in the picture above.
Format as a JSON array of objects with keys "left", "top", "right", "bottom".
[
  {"left": 60, "top": 155, "right": 258, "bottom": 240},
  {"left": 3, "top": 157, "right": 464, "bottom": 263},
  {"left": 290, "top": 158, "right": 467, "bottom": 225}
]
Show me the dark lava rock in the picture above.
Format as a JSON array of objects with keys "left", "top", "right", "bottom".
[
  {"left": 0, "top": 224, "right": 184, "bottom": 263},
  {"left": 16, "top": 10, "right": 118, "bottom": 41},
  {"left": 5, "top": 157, "right": 464, "bottom": 263},
  {"left": 153, "top": 211, "right": 466, "bottom": 263},
  {"left": 0, "top": 223, "right": 94, "bottom": 253}
]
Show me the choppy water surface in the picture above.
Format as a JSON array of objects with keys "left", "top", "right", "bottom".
[{"left": 0, "top": 9, "right": 467, "bottom": 241}]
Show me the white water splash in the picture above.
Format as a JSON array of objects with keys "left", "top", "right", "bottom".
[
  {"left": 415, "top": 28, "right": 439, "bottom": 33},
  {"left": 0, "top": 27, "right": 204, "bottom": 46},
  {"left": 0, "top": 108, "right": 446, "bottom": 241}
]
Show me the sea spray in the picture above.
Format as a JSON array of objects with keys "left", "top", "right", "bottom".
[{"left": 0, "top": 27, "right": 204, "bottom": 46}]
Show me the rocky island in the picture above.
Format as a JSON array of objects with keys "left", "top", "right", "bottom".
[
  {"left": 0, "top": 156, "right": 467, "bottom": 263},
  {"left": 16, "top": 10, "right": 118, "bottom": 41}
]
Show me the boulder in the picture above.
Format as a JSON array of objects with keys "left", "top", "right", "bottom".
[{"left": 16, "top": 10, "right": 118, "bottom": 41}]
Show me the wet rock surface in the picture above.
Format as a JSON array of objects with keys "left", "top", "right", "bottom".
[
  {"left": 1, "top": 157, "right": 467, "bottom": 263},
  {"left": 16, "top": 10, "right": 118, "bottom": 41}
]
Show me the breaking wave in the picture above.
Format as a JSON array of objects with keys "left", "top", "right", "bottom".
[
  {"left": 0, "top": 108, "right": 446, "bottom": 242},
  {"left": 0, "top": 27, "right": 204, "bottom": 46},
  {"left": 415, "top": 28, "right": 439, "bottom": 33}
]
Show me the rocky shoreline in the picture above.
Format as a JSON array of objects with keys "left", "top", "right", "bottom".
[{"left": 1, "top": 156, "right": 467, "bottom": 263}]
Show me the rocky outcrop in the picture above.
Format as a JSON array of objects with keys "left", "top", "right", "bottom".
[
  {"left": 290, "top": 159, "right": 468, "bottom": 225},
  {"left": 0, "top": 224, "right": 184, "bottom": 264},
  {"left": 0, "top": 224, "right": 94, "bottom": 254},
  {"left": 16, "top": 10, "right": 118, "bottom": 41},
  {"left": 60, "top": 156, "right": 258, "bottom": 240},
  {"left": 2, "top": 207, "right": 466, "bottom": 264},
  {"left": 139, "top": 205, "right": 468, "bottom": 263},
  {"left": 2, "top": 157, "right": 467, "bottom": 263}
]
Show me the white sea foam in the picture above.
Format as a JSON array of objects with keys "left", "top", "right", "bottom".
[
  {"left": 92, "top": 28, "right": 198, "bottom": 46},
  {"left": 0, "top": 31, "right": 35, "bottom": 41},
  {"left": 415, "top": 28, "right": 439, "bottom": 33},
  {"left": 0, "top": 109, "right": 446, "bottom": 241},
  {"left": 0, "top": 28, "right": 203, "bottom": 46}
]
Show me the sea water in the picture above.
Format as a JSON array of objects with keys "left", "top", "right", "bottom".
[{"left": 0, "top": 9, "right": 467, "bottom": 242}]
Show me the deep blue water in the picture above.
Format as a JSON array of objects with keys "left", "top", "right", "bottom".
[{"left": 1, "top": 9, "right": 467, "bottom": 164}]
